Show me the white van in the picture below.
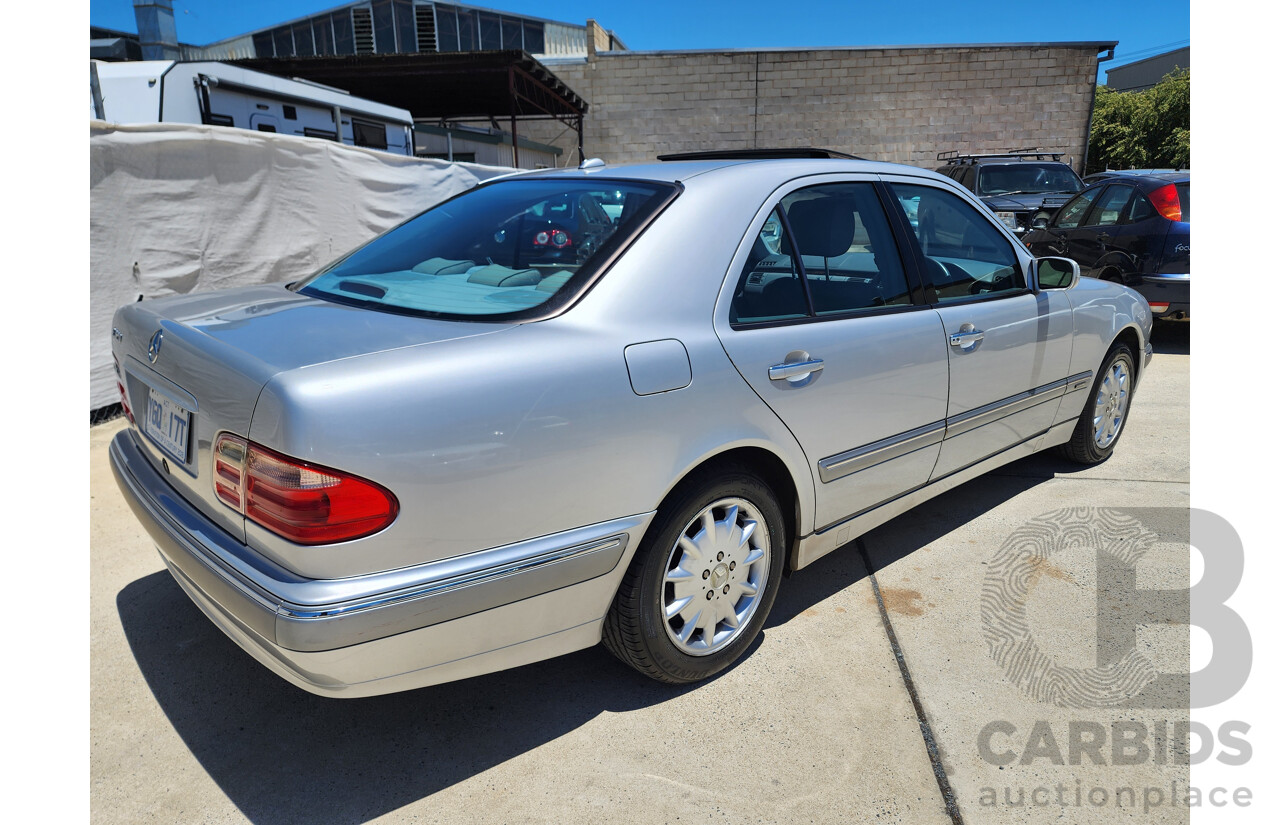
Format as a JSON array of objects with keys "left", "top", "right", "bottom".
[{"left": 91, "top": 60, "right": 414, "bottom": 156}]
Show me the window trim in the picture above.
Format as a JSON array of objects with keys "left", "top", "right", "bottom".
[{"left": 726, "top": 177, "right": 927, "bottom": 330}]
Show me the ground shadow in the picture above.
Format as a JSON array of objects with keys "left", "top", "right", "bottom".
[
  {"left": 118, "top": 570, "right": 758, "bottom": 825},
  {"left": 857, "top": 474, "right": 1057, "bottom": 572}
]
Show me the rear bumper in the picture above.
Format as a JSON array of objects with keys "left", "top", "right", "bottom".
[
  {"left": 1136, "top": 273, "right": 1190, "bottom": 319},
  {"left": 110, "top": 429, "right": 652, "bottom": 697}
]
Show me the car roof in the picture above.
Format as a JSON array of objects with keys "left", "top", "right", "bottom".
[
  {"left": 512, "top": 157, "right": 949, "bottom": 186},
  {"left": 1082, "top": 173, "right": 1190, "bottom": 191},
  {"left": 1084, "top": 170, "right": 1190, "bottom": 184}
]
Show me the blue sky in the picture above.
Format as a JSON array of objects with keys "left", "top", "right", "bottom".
[{"left": 90, "top": 0, "right": 1189, "bottom": 81}]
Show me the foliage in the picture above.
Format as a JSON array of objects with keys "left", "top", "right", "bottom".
[{"left": 1087, "top": 69, "right": 1190, "bottom": 174}]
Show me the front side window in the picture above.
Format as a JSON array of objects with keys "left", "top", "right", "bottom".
[
  {"left": 976, "top": 163, "right": 1083, "bottom": 196},
  {"left": 296, "top": 179, "right": 676, "bottom": 319},
  {"left": 891, "top": 184, "right": 1022, "bottom": 303},
  {"left": 730, "top": 182, "right": 910, "bottom": 325}
]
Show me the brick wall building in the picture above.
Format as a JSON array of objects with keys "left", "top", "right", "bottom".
[{"left": 525, "top": 31, "right": 1115, "bottom": 171}]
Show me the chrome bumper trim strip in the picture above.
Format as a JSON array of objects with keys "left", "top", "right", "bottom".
[{"left": 818, "top": 421, "right": 945, "bottom": 483}]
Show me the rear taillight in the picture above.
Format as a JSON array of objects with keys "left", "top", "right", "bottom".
[
  {"left": 533, "top": 228, "right": 572, "bottom": 248},
  {"left": 212, "top": 433, "right": 398, "bottom": 545},
  {"left": 1149, "top": 184, "right": 1183, "bottom": 221}
]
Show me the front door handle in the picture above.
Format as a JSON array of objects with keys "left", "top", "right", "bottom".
[
  {"left": 949, "top": 327, "right": 985, "bottom": 348},
  {"left": 769, "top": 358, "right": 824, "bottom": 381}
]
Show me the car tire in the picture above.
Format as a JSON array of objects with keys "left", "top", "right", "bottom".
[
  {"left": 602, "top": 465, "right": 786, "bottom": 684},
  {"left": 1057, "top": 342, "right": 1136, "bottom": 465}
]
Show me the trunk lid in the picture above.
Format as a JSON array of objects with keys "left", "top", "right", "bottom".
[{"left": 112, "top": 284, "right": 511, "bottom": 542}]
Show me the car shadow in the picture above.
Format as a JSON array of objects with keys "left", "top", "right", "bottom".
[
  {"left": 117, "top": 570, "right": 751, "bottom": 824},
  {"left": 1151, "top": 320, "right": 1189, "bottom": 355},
  {"left": 117, "top": 469, "right": 1056, "bottom": 823}
]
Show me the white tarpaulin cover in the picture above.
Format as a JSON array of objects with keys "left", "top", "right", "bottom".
[{"left": 89, "top": 121, "right": 513, "bottom": 410}]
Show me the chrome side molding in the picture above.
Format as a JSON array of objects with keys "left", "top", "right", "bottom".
[
  {"left": 817, "top": 371, "right": 1094, "bottom": 484},
  {"left": 818, "top": 421, "right": 945, "bottom": 483}
]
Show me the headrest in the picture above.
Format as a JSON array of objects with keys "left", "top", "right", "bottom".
[
  {"left": 466, "top": 264, "right": 541, "bottom": 287},
  {"left": 786, "top": 200, "right": 856, "bottom": 258},
  {"left": 535, "top": 270, "right": 574, "bottom": 293},
  {"left": 412, "top": 257, "right": 474, "bottom": 276}
]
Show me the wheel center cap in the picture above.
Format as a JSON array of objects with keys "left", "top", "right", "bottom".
[{"left": 710, "top": 563, "right": 729, "bottom": 588}]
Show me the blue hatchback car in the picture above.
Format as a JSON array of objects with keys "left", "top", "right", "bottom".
[{"left": 1023, "top": 172, "right": 1190, "bottom": 321}]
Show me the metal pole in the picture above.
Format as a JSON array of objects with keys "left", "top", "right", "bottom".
[
  {"left": 508, "top": 67, "right": 520, "bottom": 168},
  {"left": 90, "top": 62, "right": 106, "bottom": 120},
  {"left": 577, "top": 116, "right": 584, "bottom": 165}
]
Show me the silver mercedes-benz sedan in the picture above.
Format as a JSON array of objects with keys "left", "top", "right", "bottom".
[{"left": 110, "top": 152, "right": 1152, "bottom": 697}]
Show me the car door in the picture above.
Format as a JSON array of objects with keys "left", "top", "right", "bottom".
[
  {"left": 883, "top": 178, "right": 1075, "bottom": 480},
  {"left": 1026, "top": 185, "right": 1104, "bottom": 259},
  {"left": 1095, "top": 184, "right": 1164, "bottom": 280},
  {"left": 1070, "top": 184, "right": 1138, "bottom": 277},
  {"left": 714, "top": 177, "right": 949, "bottom": 531}
]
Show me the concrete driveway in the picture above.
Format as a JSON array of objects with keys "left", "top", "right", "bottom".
[{"left": 90, "top": 324, "right": 1190, "bottom": 825}]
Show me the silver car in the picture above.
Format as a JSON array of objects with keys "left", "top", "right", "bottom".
[{"left": 109, "top": 154, "right": 1152, "bottom": 697}]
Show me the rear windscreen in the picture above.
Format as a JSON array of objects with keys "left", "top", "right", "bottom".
[
  {"left": 1175, "top": 182, "right": 1191, "bottom": 222},
  {"left": 295, "top": 178, "right": 676, "bottom": 320}
]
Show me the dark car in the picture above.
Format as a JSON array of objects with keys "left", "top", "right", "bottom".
[
  {"left": 935, "top": 151, "right": 1084, "bottom": 236},
  {"left": 1023, "top": 172, "right": 1189, "bottom": 320}
]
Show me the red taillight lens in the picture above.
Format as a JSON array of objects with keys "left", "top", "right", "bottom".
[
  {"left": 1149, "top": 184, "right": 1182, "bottom": 222},
  {"left": 212, "top": 434, "right": 398, "bottom": 545},
  {"left": 533, "top": 227, "right": 572, "bottom": 248}
]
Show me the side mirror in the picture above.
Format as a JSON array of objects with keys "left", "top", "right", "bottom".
[
  {"left": 1033, "top": 257, "right": 1080, "bottom": 291},
  {"left": 1031, "top": 216, "right": 1051, "bottom": 230}
]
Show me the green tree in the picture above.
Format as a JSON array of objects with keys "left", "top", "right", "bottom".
[{"left": 1087, "top": 68, "right": 1190, "bottom": 173}]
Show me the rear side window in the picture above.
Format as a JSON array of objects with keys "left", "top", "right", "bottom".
[
  {"left": 730, "top": 209, "right": 808, "bottom": 324},
  {"left": 295, "top": 179, "right": 675, "bottom": 319},
  {"left": 1054, "top": 188, "right": 1103, "bottom": 229},
  {"left": 1127, "top": 192, "right": 1156, "bottom": 222},
  {"left": 1084, "top": 185, "right": 1134, "bottom": 227},
  {"left": 890, "top": 183, "right": 1022, "bottom": 303},
  {"left": 730, "top": 182, "right": 909, "bottom": 325}
]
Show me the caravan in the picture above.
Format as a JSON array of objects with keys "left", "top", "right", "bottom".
[{"left": 91, "top": 60, "right": 414, "bottom": 156}]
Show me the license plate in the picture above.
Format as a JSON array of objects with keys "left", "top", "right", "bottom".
[{"left": 144, "top": 388, "right": 191, "bottom": 463}]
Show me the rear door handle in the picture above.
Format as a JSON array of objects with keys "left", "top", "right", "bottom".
[
  {"left": 769, "top": 358, "right": 824, "bottom": 381},
  {"left": 949, "top": 328, "right": 985, "bottom": 348}
]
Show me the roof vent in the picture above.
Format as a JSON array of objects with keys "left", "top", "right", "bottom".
[{"left": 579, "top": 158, "right": 606, "bottom": 170}]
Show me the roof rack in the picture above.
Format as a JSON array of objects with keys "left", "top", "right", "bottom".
[
  {"left": 657, "top": 148, "right": 862, "bottom": 161},
  {"left": 936, "top": 149, "right": 1065, "bottom": 164}
]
